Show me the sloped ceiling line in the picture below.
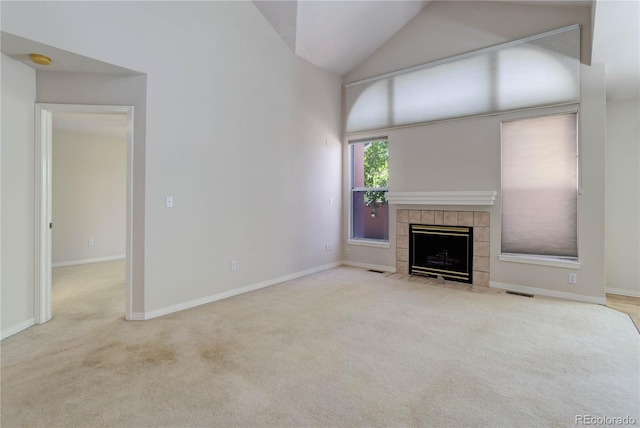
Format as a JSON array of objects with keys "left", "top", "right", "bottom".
[{"left": 253, "top": 0, "right": 429, "bottom": 75}]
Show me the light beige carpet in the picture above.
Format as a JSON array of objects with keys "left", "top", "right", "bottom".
[{"left": 1, "top": 261, "right": 639, "bottom": 427}]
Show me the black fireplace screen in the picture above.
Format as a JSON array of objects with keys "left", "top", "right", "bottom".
[{"left": 409, "top": 224, "right": 473, "bottom": 284}]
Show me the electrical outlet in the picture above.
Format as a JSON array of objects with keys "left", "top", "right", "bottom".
[
  {"left": 568, "top": 273, "right": 577, "bottom": 284},
  {"left": 345, "top": 248, "right": 350, "bottom": 256},
  {"left": 166, "top": 196, "right": 174, "bottom": 208},
  {"left": 230, "top": 260, "right": 237, "bottom": 271},
  {"left": 88, "top": 239, "right": 94, "bottom": 246},
  {"left": 325, "top": 243, "right": 332, "bottom": 252}
]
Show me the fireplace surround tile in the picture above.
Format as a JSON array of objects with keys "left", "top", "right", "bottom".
[
  {"left": 474, "top": 212, "right": 490, "bottom": 227},
  {"left": 458, "top": 212, "right": 474, "bottom": 226},
  {"left": 474, "top": 241, "right": 490, "bottom": 257},
  {"left": 396, "top": 260, "right": 409, "bottom": 274},
  {"left": 421, "top": 210, "right": 435, "bottom": 224},
  {"left": 397, "top": 210, "right": 490, "bottom": 286},
  {"left": 473, "top": 256, "right": 490, "bottom": 272},
  {"left": 397, "top": 222, "right": 409, "bottom": 236},
  {"left": 473, "top": 271, "right": 489, "bottom": 286},
  {"left": 443, "top": 211, "right": 459, "bottom": 225},
  {"left": 474, "top": 227, "right": 490, "bottom": 242},
  {"left": 397, "top": 235, "right": 409, "bottom": 249}
]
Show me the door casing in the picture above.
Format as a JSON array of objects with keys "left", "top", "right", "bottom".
[{"left": 35, "top": 103, "right": 135, "bottom": 322}]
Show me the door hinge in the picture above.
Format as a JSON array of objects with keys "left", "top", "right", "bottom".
[{"left": 49, "top": 222, "right": 53, "bottom": 229}]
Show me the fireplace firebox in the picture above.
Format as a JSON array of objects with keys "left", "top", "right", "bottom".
[{"left": 409, "top": 224, "right": 473, "bottom": 284}]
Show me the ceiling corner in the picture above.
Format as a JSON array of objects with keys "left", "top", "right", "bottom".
[{"left": 252, "top": 0, "right": 298, "bottom": 53}]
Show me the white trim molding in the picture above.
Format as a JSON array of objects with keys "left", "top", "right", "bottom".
[
  {"left": 347, "top": 239, "right": 390, "bottom": 249},
  {"left": 1, "top": 318, "right": 35, "bottom": 341},
  {"left": 498, "top": 254, "right": 581, "bottom": 269},
  {"left": 387, "top": 191, "right": 497, "bottom": 206},
  {"left": 52, "top": 255, "right": 126, "bottom": 268},
  {"left": 34, "top": 105, "right": 53, "bottom": 324},
  {"left": 342, "top": 261, "right": 396, "bottom": 272},
  {"left": 606, "top": 287, "right": 640, "bottom": 298},
  {"left": 140, "top": 262, "right": 342, "bottom": 320},
  {"left": 490, "top": 281, "right": 606, "bottom": 305}
]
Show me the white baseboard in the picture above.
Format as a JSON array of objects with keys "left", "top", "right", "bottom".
[
  {"left": 127, "top": 312, "right": 146, "bottom": 321},
  {"left": 342, "top": 260, "right": 396, "bottom": 273},
  {"left": 52, "top": 255, "right": 126, "bottom": 268},
  {"left": 490, "top": 281, "right": 607, "bottom": 305},
  {"left": 606, "top": 287, "right": 640, "bottom": 298},
  {"left": 1, "top": 318, "right": 35, "bottom": 341},
  {"left": 141, "top": 261, "right": 343, "bottom": 321}
]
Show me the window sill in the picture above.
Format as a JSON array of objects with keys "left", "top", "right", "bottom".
[
  {"left": 498, "top": 254, "right": 580, "bottom": 269},
  {"left": 347, "top": 239, "right": 390, "bottom": 249}
]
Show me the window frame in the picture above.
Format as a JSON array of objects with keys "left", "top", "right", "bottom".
[{"left": 348, "top": 137, "right": 390, "bottom": 247}]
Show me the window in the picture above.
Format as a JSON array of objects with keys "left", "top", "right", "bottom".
[
  {"left": 345, "top": 25, "right": 580, "bottom": 134},
  {"left": 350, "top": 139, "right": 389, "bottom": 242},
  {"left": 501, "top": 112, "right": 578, "bottom": 259}
]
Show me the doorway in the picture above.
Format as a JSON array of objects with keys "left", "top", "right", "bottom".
[{"left": 35, "top": 104, "right": 134, "bottom": 322}]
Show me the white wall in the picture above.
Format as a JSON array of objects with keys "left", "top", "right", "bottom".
[
  {"left": 343, "top": 1, "right": 608, "bottom": 302},
  {"left": 606, "top": 97, "right": 640, "bottom": 297},
  {"left": 1, "top": 54, "right": 36, "bottom": 338},
  {"left": 52, "top": 129, "right": 127, "bottom": 265},
  {"left": 3, "top": 2, "right": 342, "bottom": 318}
]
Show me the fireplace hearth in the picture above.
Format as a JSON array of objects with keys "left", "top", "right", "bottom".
[{"left": 410, "top": 224, "right": 473, "bottom": 283}]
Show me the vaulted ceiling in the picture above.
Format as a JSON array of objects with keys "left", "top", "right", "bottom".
[
  {"left": 253, "top": 0, "right": 430, "bottom": 75},
  {"left": 252, "top": 0, "right": 596, "bottom": 76},
  {"left": 2, "top": 1, "right": 637, "bottom": 100},
  {"left": 254, "top": 0, "right": 638, "bottom": 100}
]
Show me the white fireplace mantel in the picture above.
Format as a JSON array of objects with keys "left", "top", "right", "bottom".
[{"left": 387, "top": 191, "right": 497, "bottom": 206}]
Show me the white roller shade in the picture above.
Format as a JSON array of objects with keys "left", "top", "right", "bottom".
[{"left": 345, "top": 26, "right": 580, "bottom": 134}]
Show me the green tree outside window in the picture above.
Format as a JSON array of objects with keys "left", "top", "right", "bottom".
[{"left": 364, "top": 141, "right": 388, "bottom": 217}]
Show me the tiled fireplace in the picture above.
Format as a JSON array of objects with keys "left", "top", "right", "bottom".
[{"left": 396, "top": 209, "right": 490, "bottom": 286}]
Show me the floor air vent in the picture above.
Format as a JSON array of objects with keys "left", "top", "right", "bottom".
[
  {"left": 368, "top": 269, "right": 384, "bottom": 274},
  {"left": 506, "top": 291, "right": 534, "bottom": 298}
]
